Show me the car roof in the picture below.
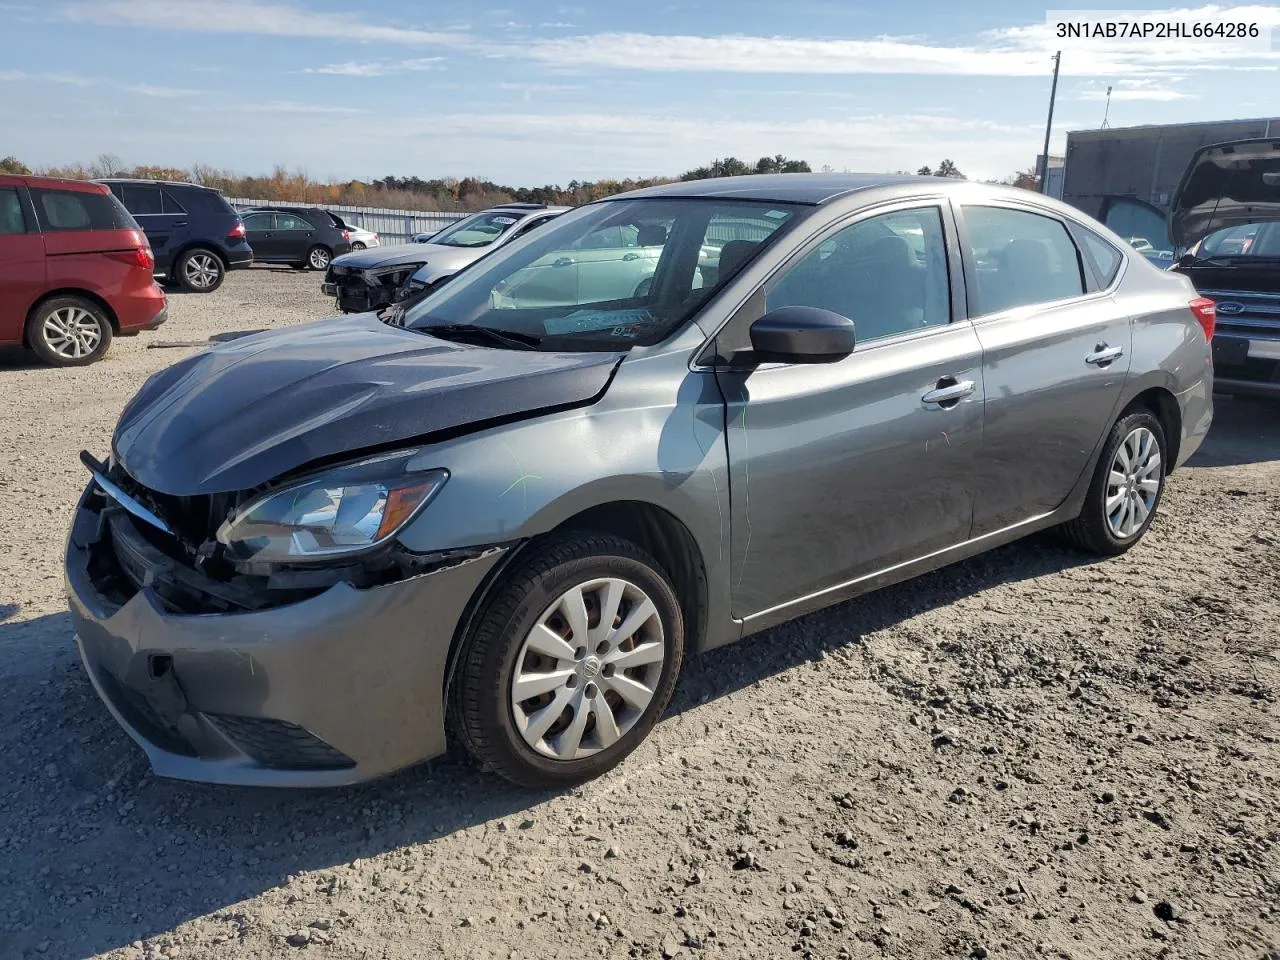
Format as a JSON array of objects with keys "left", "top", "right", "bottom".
[
  {"left": 485, "top": 204, "right": 572, "bottom": 214},
  {"left": 606, "top": 173, "right": 951, "bottom": 205},
  {"left": 97, "top": 178, "right": 216, "bottom": 191},
  {"left": 0, "top": 174, "right": 110, "bottom": 193}
]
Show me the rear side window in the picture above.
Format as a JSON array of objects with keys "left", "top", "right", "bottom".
[
  {"left": 161, "top": 189, "right": 187, "bottom": 214},
  {"left": 120, "top": 183, "right": 163, "bottom": 215},
  {"left": 31, "top": 188, "right": 135, "bottom": 232},
  {"left": 175, "top": 188, "right": 236, "bottom": 216},
  {"left": 961, "top": 206, "right": 1085, "bottom": 315},
  {"left": 1078, "top": 229, "right": 1123, "bottom": 286},
  {"left": 0, "top": 188, "right": 28, "bottom": 234},
  {"left": 275, "top": 213, "right": 312, "bottom": 231}
]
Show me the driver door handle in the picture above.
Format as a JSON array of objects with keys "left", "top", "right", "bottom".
[
  {"left": 622, "top": 252, "right": 640, "bottom": 261},
  {"left": 553, "top": 257, "right": 574, "bottom": 268},
  {"left": 921, "top": 378, "right": 976, "bottom": 408},
  {"left": 1085, "top": 343, "right": 1125, "bottom": 366}
]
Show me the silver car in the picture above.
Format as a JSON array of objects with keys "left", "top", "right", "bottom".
[{"left": 66, "top": 175, "right": 1213, "bottom": 789}]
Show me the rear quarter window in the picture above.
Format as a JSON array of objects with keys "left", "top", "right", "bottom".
[
  {"left": 31, "top": 188, "right": 136, "bottom": 232},
  {"left": 0, "top": 187, "right": 28, "bottom": 234},
  {"left": 174, "top": 188, "right": 236, "bottom": 216},
  {"left": 1078, "top": 229, "right": 1124, "bottom": 286}
]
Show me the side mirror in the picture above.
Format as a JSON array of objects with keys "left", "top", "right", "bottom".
[{"left": 747, "top": 306, "right": 856, "bottom": 364}]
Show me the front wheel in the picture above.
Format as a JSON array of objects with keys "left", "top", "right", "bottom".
[
  {"left": 26, "top": 296, "right": 113, "bottom": 366},
  {"left": 449, "top": 533, "right": 684, "bottom": 788},
  {"left": 307, "top": 245, "right": 332, "bottom": 270},
  {"left": 1059, "top": 409, "right": 1167, "bottom": 555}
]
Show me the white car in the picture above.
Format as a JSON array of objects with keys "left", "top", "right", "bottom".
[{"left": 343, "top": 223, "right": 380, "bottom": 250}]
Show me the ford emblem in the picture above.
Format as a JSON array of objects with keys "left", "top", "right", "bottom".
[{"left": 1214, "top": 301, "right": 1245, "bottom": 315}]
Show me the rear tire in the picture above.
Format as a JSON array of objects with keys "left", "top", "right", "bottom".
[
  {"left": 175, "top": 248, "right": 225, "bottom": 293},
  {"left": 26, "top": 296, "right": 113, "bottom": 367},
  {"left": 449, "top": 533, "right": 684, "bottom": 788},
  {"left": 1059, "top": 410, "right": 1167, "bottom": 555},
  {"left": 307, "top": 245, "right": 332, "bottom": 271},
  {"left": 351, "top": 241, "right": 366, "bottom": 251}
]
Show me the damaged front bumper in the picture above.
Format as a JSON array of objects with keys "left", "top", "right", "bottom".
[{"left": 65, "top": 480, "right": 506, "bottom": 787}]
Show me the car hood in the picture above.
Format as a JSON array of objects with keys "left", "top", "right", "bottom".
[
  {"left": 112, "top": 313, "right": 623, "bottom": 496},
  {"left": 1170, "top": 138, "right": 1280, "bottom": 249},
  {"left": 330, "top": 242, "right": 486, "bottom": 272}
]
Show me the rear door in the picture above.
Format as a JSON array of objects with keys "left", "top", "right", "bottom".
[
  {"left": 113, "top": 183, "right": 180, "bottom": 270},
  {"left": 0, "top": 185, "right": 45, "bottom": 344},
  {"left": 956, "top": 202, "right": 1132, "bottom": 536},
  {"left": 242, "top": 212, "right": 279, "bottom": 259}
]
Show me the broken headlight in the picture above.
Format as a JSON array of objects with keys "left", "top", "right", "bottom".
[{"left": 216, "top": 451, "right": 447, "bottom": 564}]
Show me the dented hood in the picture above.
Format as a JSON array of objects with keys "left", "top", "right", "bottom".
[
  {"left": 1170, "top": 138, "right": 1280, "bottom": 249},
  {"left": 112, "top": 314, "right": 621, "bottom": 496}
]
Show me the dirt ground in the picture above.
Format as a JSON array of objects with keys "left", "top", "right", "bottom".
[{"left": 0, "top": 268, "right": 1276, "bottom": 960}]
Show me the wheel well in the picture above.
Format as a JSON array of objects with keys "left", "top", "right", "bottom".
[
  {"left": 23, "top": 289, "right": 120, "bottom": 346},
  {"left": 174, "top": 243, "right": 228, "bottom": 272},
  {"left": 554, "top": 501, "right": 709, "bottom": 651},
  {"left": 1124, "top": 388, "right": 1182, "bottom": 472}
]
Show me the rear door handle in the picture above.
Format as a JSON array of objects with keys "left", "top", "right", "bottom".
[
  {"left": 1085, "top": 343, "right": 1124, "bottom": 366},
  {"left": 622, "top": 252, "right": 640, "bottom": 261},
  {"left": 172, "top": 221, "right": 188, "bottom": 227},
  {"left": 553, "top": 257, "right": 574, "bottom": 268},
  {"left": 921, "top": 378, "right": 976, "bottom": 408}
]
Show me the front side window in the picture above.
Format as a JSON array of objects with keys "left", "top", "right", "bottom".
[
  {"left": 766, "top": 206, "right": 952, "bottom": 343},
  {"left": 31, "top": 188, "right": 133, "bottom": 232},
  {"left": 0, "top": 188, "right": 27, "bottom": 235},
  {"left": 429, "top": 211, "right": 527, "bottom": 248},
  {"left": 961, "top": 206, "right": 1085, "bottom": 315},
  {"left": 402, "top": 198, "right": 798, "bottom": 350},
  {"left": 120, "top": 183, "right": 163, "bottom": 216}
]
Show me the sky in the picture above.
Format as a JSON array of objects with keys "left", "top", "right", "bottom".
[{"left": 2, "top": 0, "right": 1279, "bottom": 185}]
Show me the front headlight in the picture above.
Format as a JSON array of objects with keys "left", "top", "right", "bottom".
[
  {"left": 367, "top": 263, "right": 424, "bottom": 286},
  {"left": 216, "top": 450, "right": 447, "bottom": 564}
]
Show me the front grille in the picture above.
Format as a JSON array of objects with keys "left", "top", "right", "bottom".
[
  {"left": 206, "top": 715, "right": 355, "bottom": 770},
  {"left": 96, "top": 670, "right": 196, "bottom": 757}
]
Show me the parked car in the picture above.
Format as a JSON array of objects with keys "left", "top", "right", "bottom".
[
  {"left": 1169, "top": 138, "right": 1280, "bottom": 397},
  {"left": 343, "top": 222, "right": 379, "bottom": 250},
  {"left": 240, "top": 206, "right": 352, "bottom": 271},
  {"left": 322, "top": 204, "right": 569, "bottom": 314},
  {"left": 100, "top": 179, "right": 252, "bottom": 293},
  {"left": 67, "top": 174, "right": 1213, "bottom": 789},
  {"left": 0, "top": 175, "right": 167, "bottom": 366}
]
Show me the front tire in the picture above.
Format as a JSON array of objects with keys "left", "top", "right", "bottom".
[
  {"left": 26, "top": 296, "right": 113, "bottom": 366},
  {"left": 175, "top": 248, "right": 225, "bottom": 293},
  {"left": 449, "top": 533, "right": 684, "bottom": 788},
  {"left": 1059, "top": 409, "right": 1167, "bottom": 555},
  {"left": 307, "top": 245, "right": 332, "bottom": 270}
]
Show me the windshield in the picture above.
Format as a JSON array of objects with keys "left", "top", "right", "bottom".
[
  {"left": 400, "top": 198, "right": 800, "bottom": 350},
  {"left": 428, "top": 210, "right": 527, "bottom": 248},
  {"left": 1197, "top": 222, "right": 1280, "bottom": 259}
]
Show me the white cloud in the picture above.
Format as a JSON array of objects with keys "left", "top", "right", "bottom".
[
  {"left": 124, "top": 83, "right": 201, "bottom": 98},
  {"left": 239, "top": 100, "right": 367, "bottom": 114},
  {"left": 1073, "top": 87, "right": 1197, "bottom": 101},
  {"left": 0, "top": 69, "right": 95, "bottom": 86},
  {"left": 305, "top": 57, "right": 445, "bottom": 77}
]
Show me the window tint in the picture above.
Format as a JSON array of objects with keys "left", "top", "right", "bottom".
[
  {"left": 275, "top": 213, "right": 312, "bottom": 231},
  {"left": 242, "top": 213, "right": 274, "bottom": 230},
  {"left": 767, "top": 206, "right": 952, "bottom": 343},
  {"left": 31, "top": 188, "right": 133, "bottom": 231},
  {"left": 961, "top": 206, "right": 1085, "bottom": 315},
  {"left": 176, "top": 188, "right": 235, "bottom": 216},
  {"left": 120, "top": 183, "right": 163, "bottom": 216},
  {"left": 1079, "top": 229, "right": 1123, "bottom": 286},
  {"left": 509, "top": 214, "right": 554, "bottom": 239},
  {"left": 161, "top": 189, "right": 187, "bottom": 215},
  {"left": 0, "top": 188, "right": 27, "bottom": 234}
]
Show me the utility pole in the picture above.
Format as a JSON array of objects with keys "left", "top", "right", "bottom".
[{"left": 1040, "top": 50, "right": 1062, "bottom": 195}]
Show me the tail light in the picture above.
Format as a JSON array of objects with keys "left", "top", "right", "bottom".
[
  {"left": 108, "top": 247, "right": 155, "bottom": 271},
  {"left": 1189, "top": 296, "right": 1216, "bottom": 341},
  {"left": 342, "top": 230, "right": 351, "bottom": 242},
  {"left": 227, "top": 220, "right": 246, "bottom": 239}
]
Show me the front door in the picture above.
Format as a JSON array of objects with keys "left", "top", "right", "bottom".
[
  {"left": 242, "top": 212, "right": 280, "bottom": 259},
  {"left": 956, "top": 203, "right": 1132, "bottom": 536},
  {"left": 714, "top": 202, "right": 985, "bottom": 619}
]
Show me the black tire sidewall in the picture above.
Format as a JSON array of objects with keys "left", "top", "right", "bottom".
[
  {"left": 454, "top": 537, "right": 684, "bottom": 787},
  {"left": 26, "top": 296, "right": 113, "bottom": 366},
  {"left": 1090, "top": 411, "right": 1167, "bottom": 550},
  {"left": 176, "top": 248, "right": 224, "bottom": 293}
]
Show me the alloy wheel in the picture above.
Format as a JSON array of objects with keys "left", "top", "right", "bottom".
[
  {"left": 309, "top": 247, "right": 331, "bottom": 269},
  {"left": 509, "top": 577, "right": 665, "bottom": 761},
  {"left": 1105, "top": 426, "right": 1161, "bottom": 539},
  {"left": 41, "top": 305, "right": 103, "bottom": 360},
  {"left": 184, "top": 253, "right": 220, "bottom": 289}
]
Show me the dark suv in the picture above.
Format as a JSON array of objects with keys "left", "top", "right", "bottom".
[
  {"left": 100, "top": 180, "right": 253, "bottom": 293},
  {"left": 240, "top": 206, "right": 352, "bottom": 271}
]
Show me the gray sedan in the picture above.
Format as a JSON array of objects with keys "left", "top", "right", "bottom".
[{"left": 66, "top": 174, "right": 1213, "bottom": 789}]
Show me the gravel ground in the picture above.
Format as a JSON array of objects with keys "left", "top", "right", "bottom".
[{"left": 0, "top": 268, "right": 1277, "bottom": 960}]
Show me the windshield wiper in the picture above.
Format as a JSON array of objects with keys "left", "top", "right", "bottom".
[
  {"left": 417, "top": 322, "right": 541, "bottom": 350},
  {"left": 1181, "top": 253, "right": 1280, "bottom": 267}
]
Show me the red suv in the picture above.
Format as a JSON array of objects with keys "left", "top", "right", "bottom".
[{"left": 0, "top": 175, "right": 167, "bottom": 366}]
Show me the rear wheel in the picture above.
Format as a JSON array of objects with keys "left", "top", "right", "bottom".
[
  {"left": 175, "top": 248, "right": 224, "bottom": 293},
  {"left": 449, "top": 533, "right": 684, "bottom": 788},
  {"left": 351, "top": 241, "right": 366, "bottom": 251},
  {"left": 307, "top": 245, "right": 332, "bottom": 270},
  {"left": 1059, "top": 410, "right": 1167, "bottom": 555},
  {"left": 26, "top": 296, "right": 113, "bottom": 366}
]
